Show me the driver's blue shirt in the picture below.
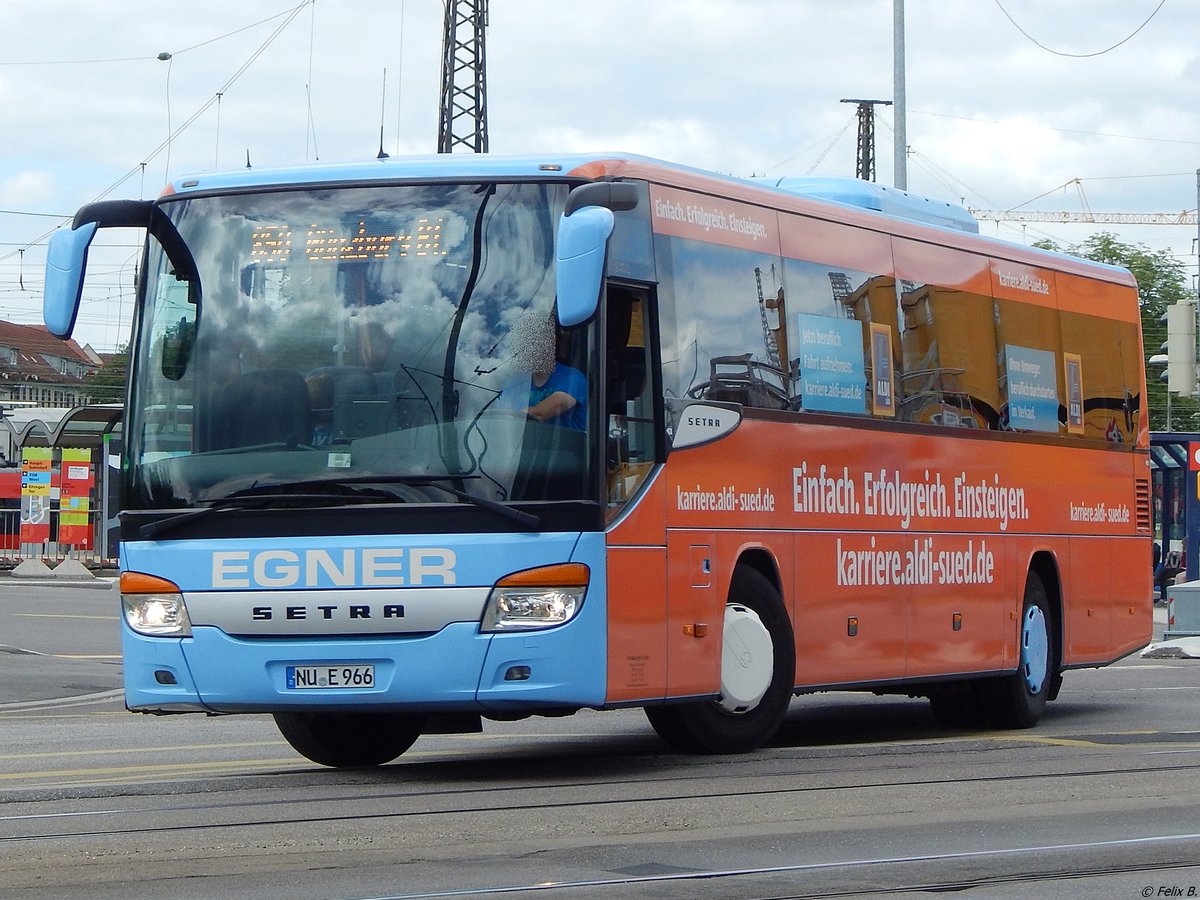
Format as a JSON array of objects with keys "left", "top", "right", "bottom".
[{"left": 506, "top": 363, "right": 587, "bottom": 431}]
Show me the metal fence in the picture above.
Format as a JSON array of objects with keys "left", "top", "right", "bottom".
[{"left": 0, "top": 508, "right": 116, "bottom": 569}]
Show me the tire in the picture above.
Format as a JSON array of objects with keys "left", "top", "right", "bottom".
[
  {"left": 273, "top": 711, "right": 427, "bottom": 767},
  {"left": 645, "top": 567, "right": 795, "bottom": 754},
  {"left": 985, "top": 571, "right": 1057, "bottom": 729}
]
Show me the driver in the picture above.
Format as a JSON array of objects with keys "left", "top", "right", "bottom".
[{"left": 501, "top": 313, "right": 587, "bottom": 431}]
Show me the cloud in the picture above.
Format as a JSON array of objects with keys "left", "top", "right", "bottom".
[
  {"left": 0, "top": 171, "right": 56, "bottom": 208},
  {"left": 1, "top": 0, "right": 1198, "bottom": 350}
]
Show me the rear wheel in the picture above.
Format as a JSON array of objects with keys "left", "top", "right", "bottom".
[
  {"left": 985, "top": 571, "right": 1056, "bottom": 729},
  {"left": 274, "top": 711, "right": 427, "bottom": 767},
  {"left": 645, "top": 567, "right": 795, "bottom": 754}
]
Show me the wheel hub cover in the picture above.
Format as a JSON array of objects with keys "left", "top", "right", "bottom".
[
  {"left": 718, "top": 603, "right": 773, "bottom": 714},
  {"left": 1021, "top": 606, "right": 1049, "bottom": 694}
]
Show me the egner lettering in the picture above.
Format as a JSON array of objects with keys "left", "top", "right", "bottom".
[
  {"left": 212, "top": 548, "right": 457, "bottom": 589},
  {"left": 837, "top": 537, "right": 996, "bottom": 587}
]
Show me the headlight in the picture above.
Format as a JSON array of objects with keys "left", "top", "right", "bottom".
[
  {"left": 481, "top": 563, "right": 588, "bottom": 632},
  {"left": 120, "top": 571, "right": 192, "bottom": 637}
]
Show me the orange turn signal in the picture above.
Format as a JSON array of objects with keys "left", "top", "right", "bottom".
[
  {"left": 120, "top": 571, "right": 182, "bottom": 595},
  {"left": 495, "top": 563, "right": 589, "bottom": 588}
]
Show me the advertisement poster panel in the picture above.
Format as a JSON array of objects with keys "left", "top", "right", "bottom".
[
  {"left": 58, "top": 448, "right": 93, "bottom": 549},
  {"left": 19, "top": 447, "right": 52, "bottom": 545},
  {"left": 796, "top": 313, "right": 866, "bottom": 414}
]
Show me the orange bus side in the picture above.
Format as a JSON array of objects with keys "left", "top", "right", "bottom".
[{"left": 605, "top": 417, "right": 1151, "bottom": 704}]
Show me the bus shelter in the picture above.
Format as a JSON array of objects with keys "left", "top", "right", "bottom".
[
  {"left": 0, "top": 404, "right": 123, "bottom": 565},
  {"left": 1150, "top": 432, "right": 1200, "bottom": 595}
]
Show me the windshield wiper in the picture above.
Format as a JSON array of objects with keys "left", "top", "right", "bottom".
[
  {"left": 393, "top": 477, "right": 541, "bottom": 529},
  {"left": 136, "top": 474, "right": 540, "bottom": 539},
  {"left": 135, "top": 485, "right": 392, "bottom": 539},
  {"left": 246, "top": 474, "right": 542, "bottom": 529}
]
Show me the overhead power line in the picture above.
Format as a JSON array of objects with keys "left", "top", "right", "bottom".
[
  {"left": 0, "top": 0, "right": 312, "bottom": 267},
  {"left": 994, "top": 0, "right": 1168, "bottom": 58},
  {"left": 0, "top": 4, "right": 305, "bottom": 66}
]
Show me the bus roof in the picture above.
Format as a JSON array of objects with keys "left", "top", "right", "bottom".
[{"left": 162, "top": 152, "right": 1136, "bottom": 288}]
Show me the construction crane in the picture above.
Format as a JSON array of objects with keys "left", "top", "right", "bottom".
[
  {"left": 970, "top": 209, "right": 1197, "bottom": 225},
  {"left": 438, "top": 0, "right": 488, "bottom": 153},
  {"left": 969, "top": 178, "right": 1197, "bottom": 225}
]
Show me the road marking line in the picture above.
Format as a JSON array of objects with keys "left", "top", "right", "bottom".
[
  {"left": 987, "top": 730, "right": 1200, "bottom": 749},
  {"left": 0, "top": 688, "right": 123, "bottom": 710},
  {"left": 0, "top": 739, "right": 289, "bottom": 761},
  {"left": 0, "top": 758, "right": 309, "bottom": 781}
]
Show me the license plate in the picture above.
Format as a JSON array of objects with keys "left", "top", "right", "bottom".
[{"left": 286, "top": 664, "right": 375, "bottom": 690}]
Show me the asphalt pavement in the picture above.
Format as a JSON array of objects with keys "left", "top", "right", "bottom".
[{"left": 0, "top": 575, "right": 121, "bottom": 705}]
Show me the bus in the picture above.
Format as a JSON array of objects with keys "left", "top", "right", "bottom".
[{"left": 43, "top": 153, "right": 1152, "bottom": 766}]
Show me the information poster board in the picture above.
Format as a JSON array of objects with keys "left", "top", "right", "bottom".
[
  {"left": 19, "top": 447, "right": 52, "bottom": 545},
  {"left": 58, "top": 448, "right": 93, "bottom": 549}
]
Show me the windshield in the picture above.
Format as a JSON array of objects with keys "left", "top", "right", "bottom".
[{"left": 126, "top": 180, "right": 595, "bottom": 512}]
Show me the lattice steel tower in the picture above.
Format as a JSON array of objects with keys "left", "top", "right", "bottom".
[
  {"left": 438, "top": 0, "right": 489, "bottom": 153},
  {"left": 840, "top": 99, "right": 892, "bottom": 182}
]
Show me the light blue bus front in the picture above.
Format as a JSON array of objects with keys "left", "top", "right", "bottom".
[{"left": 119, "top": 531, "right": 607, "bottom": 715}]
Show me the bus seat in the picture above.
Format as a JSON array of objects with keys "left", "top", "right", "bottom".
[
  {"left": 308, "top": 366, "right": 375, "bottom": 402},
  {"left": 207, "top": 369, "right": 311, "bottom": 451}
]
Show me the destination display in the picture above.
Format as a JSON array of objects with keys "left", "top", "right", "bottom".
[{"left": 249, "top": 216, "right": 450, "bottom": 263}]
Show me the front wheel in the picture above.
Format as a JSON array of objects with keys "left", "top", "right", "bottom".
[
  {"left": 274, "top": 711, "right": 427, "bottom": 767},
  {"left": 985, "top": 571, "right": 1057, "bottom": 729},
  {"left": 645, "top": 567, "right": 795, "bottom": 754}
]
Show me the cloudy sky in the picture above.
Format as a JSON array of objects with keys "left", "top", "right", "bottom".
[{"left": 1, "top": 0, "right": 1196, "bottom": 352}]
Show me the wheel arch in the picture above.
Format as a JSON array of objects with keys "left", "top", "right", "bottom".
[
  {"left": 1026, "top": 550, "right": 1064, "bottom": 676},
  {"left": 733, "top": 546, "right": 783, "bottom": 599},
  {"left": 731, "top": 545, "right": 795, "bottom": 685}
]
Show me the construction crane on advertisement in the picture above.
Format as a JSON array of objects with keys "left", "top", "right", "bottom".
[
  {"left": 438, "top": 0, "right": 489, "bottom": 153},
  {"left": 754, "top": 268, "right": 781, "bottom": 369}
]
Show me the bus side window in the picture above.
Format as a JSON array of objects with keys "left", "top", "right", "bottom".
[{"left": 897, "top": 282, "right": 1000, "bottom": 429}]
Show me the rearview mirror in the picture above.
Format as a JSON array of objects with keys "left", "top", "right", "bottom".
[
  {"left": 42, "top": 199, "right": 201, "bottom": 342},
  {"left": 43, "top": 222, "right": 99, "bottom": 338},
  {"left": 555, "top": 206, "right": 614, "bottom": 328}
]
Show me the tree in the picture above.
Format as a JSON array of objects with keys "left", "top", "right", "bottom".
[
  {"left": 1034, "top": 233, "right": 1195, "bottom": 432},
  {"left": 84, "top": 343, "right": 129, "bottom": 405}
]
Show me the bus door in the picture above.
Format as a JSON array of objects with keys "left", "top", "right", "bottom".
[{"left": 603, "top": 284, "right": 673, "bottom": 702}]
